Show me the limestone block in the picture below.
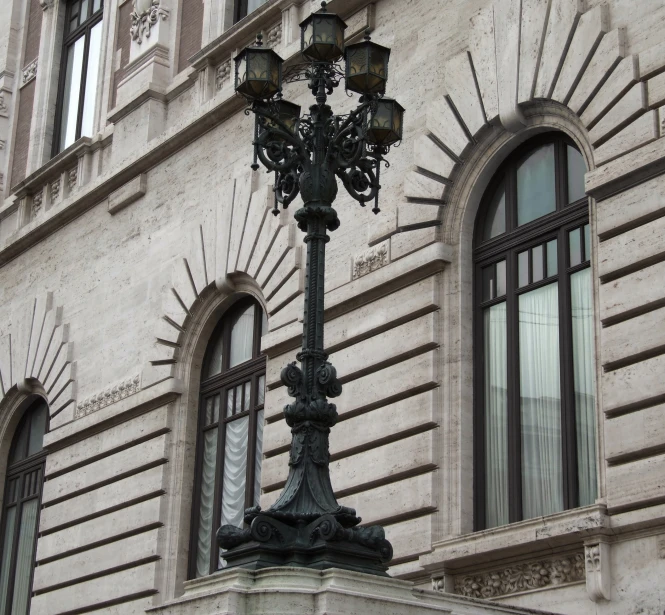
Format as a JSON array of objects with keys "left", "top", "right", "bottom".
[
  {"left": 596, "top": 174, "right": 665, "bottom": 239},
  {"left": 404, "top": 171, "right": 445, "bottom": 204},
  {"left": 443, "top": 51, "right": 486, "bottom": 136},
  {"left": 40, "top": 465, "right": 165, "bottom": 532},
  {"left": 266, "top": 296, "right": 300, "bottom": 332},
  {"left": 602, "top": 353, "right": 665, "bottom": 415},
  {"left": 184, "top": 226, "right": 210, "bottom": 295},
  {"left": 265, "top": 349, "right": 437, "bottom": 422},
  {"left": 0, "top": 334, "right": 10, "bottom": 395},
  {"left": 262, "top": 246, "right": 300, "bottom": 302},
  {"left": 469, "top": 5, "right": 498, "bottom": 122},
  {"left": 385, "top": 514, "right": 433, "bottom": 561},
  {"left": 10, "top": 298, "right": 35, "bottom": 388},
  {"left": 599, "top": 260, "right": 665, "bottom": 325},
  {"left": 413, "top": 135, "right": 456, "bottom": 181},
  {"left": 639, "top": 39, "right": 665, "bottom": 80},
  {"left": 170, "top": 257, "right": 199, "bottom": 316},
  {"left": 518, "top": 0, "right": 551, "bottom": 103},
  {"left": 214, "top": 179, "right": 235, "bottom": 279},
  {"left": 266, "top": 268, "right": 302, "bottom": 316},
  {"left": 552, "top": 6, "right": 608, "bottom": 105},
  {"left": 107, "top": 173, "right": 147, "bottom": 215},
  {"left": 226, "top": 173, "right": 253, "bottom": 275},
  {"left": 568, "top": 28, "right": 625, "bottom": 114},
  {"left": 30, "top": 304, "right": 62, "bottom": 378},
  {"left": 581, "top": 55, "right": 639, "bottom": 128},
  {"left": 235, "top": 185, "right": 271, "bottom": 274},
  {"left": 42, "top": 433, "right": 168, "bottom": 505},
  {"left": 24, "top": 292, "right": 53, "bottom": 382},
  {"left": 606, "top": 452, "right": 665, "bottom": 511},
  {"left": 426, "top": 101, "right": 470, "bottom": 161},
  {"left": 43, "top": 342, "right": 73, "bottom": 394},
  {"left": 589, "top": 82, "right": 648, "bottom": 146},
  {"left": 247, "top": 201, "right": 286, "bottom": 280},
  {"left": 533, "top": 0, "right": 583, "bottom": 99},
  {"left": 37, "top": 322, "right": 69, "bottom": 384},
  {"left": 45, "top": 405, "right": 169, "bottom": 476},
  {"left": 33, "top": 528, "right": 160, "bottom": 592},
  {"left": 647, "top": 72, "right": 665, "bottom": 109},
  {"left": 594, "top": 111, "right": 658, "bottom": 166},
  {"left": 30, "top": 562, "right": 159, "bottom": 615},
  {"left": 604, "top": 403, "right": 665, "bottom": 462},
  {"left": 398, "top": 203, "right": 442, "bottom": 230},
  {"left": 495, "top": 0, "right": 524, "bottom": 131},
  {"left": 36, "top": 496, "right": 163, "bottom": 562},
  {"left": 598, "top": 213, "right": 665, "bottom": 281},
  {"left": 257, "top": 223, "right": 294, "bottom": 289}
]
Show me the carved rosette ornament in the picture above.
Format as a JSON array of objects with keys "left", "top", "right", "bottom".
[
  {"left": 353, "top": 243, "right": 388, "bottom": 279},
  {"left": 130, "top": 0, "right": 169, "bottom": 44},
  {"left": 215, "top": 61, "right": 231, "bottom": 91},
  {"left": 446, "top": 552, "right": 585, "bottom": 599}
]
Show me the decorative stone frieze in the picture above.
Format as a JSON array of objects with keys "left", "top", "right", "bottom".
[
  {"left": 22, "top": 59, "right": 38, "bottom": 85},
  {"left": 67, "top": 166, "right": 78, "bottom": 192},
  {"left": 76, "top": 374, "right": 141, "bottom": 418},
  {"left": 0, "top": 139, "right": 5, "bottom": 149},
  {"left": 585, "top": 543, "right": 611, "bottom": 602},
  {"left": 51, "top": 178, "right": 60, "bottom": 203},
  {"left": 38, "top": 0, "right": 54, "bottom": 9},
  {"left": 130, "top": 0, "right": 169, "bottom": 44},
  {"left": 658, "top": 535, "right": 665, "bottom": 559},
  {"left": 442, "top": 552, "right": 585, "bottom": 599},
  {"left": 266, "top": 23, "right": 282, "bottom": 48},
  {"left": 352, "top": 243, "right": 388, "bottom": 279},
  {"left": 32, "top": 191, "right": 43, "bottom": 216},
  {"left": 0, "top": 94, "right": 8, "bottom": 117},
  {"left": 216, "top": 60, "right": 231, "bottom": 91}
]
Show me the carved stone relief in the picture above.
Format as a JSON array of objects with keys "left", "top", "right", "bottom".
[
  {"left": 76, "top": 374, "right": 141, "bottom": 418},
  {"left": 266, "top": 23, "right": 282, "bottom": 48},
  {"left": 51, "top": 178, "right": 60, "bottom": 203},
  {"left": 32, "top": 191, "right": 43, "bottom": 217},
  {"left": 658, "top": 535, "right": 665, "bottom": 559},
  {"left": 67, "top": 166, "right": 78, "bottom": 192},
  {"left": 130, "top": 0, "right": 169, "bottom": 44},
  {"left": 352, "top": 242, "right": 388, "bottom": 279},
  {"left": 438, "top": 552, "right": 585, "bottom": 599},
  {"left": 22, "top": 59, "right": 38, "bottom": 85},
  {"left": 585, "top": 543, "right": 611, "bottom": 602},
  {"left": 216, "top": 60, "right": 231, "bottom": 91},
  {"left": 0, "top": 94, "right": 8, "bottom": 117}
]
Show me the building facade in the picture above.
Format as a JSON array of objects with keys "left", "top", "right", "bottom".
[{"left": 0, "top": 0, "right": 664, "bottom": 612}]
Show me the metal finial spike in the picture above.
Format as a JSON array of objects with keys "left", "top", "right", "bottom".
[
  {"left": 364, "top": 28, "right": 371, "bottom": 41},
  {"left": 320, "top": 1, "right": 327, "bottom": 11},
  {"left": 256, "top": 33, "right": 263, "bottom": 46}
]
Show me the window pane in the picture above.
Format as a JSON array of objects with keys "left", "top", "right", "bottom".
[
  {"left": 226, "top": 388, "right": 234, "bottom": 418},
  {"left": 248, "top": 0, "right": 268, "bottom": 14},
  {"left": 483, "top": 180, "right": 506, "bottom": 240},
  {"left": 220, "top": 416, "right": 249, "bottom": 528},
  {"left": 234, "top": 385, "right": 242, "bottom": 414},
  {"left": 206, "top": 331, "right": 225, "bottom": 378},
  {"left": 584, "top": 223, "right": 591, "bottom": 262},
  {"left": 195, "top": 428, "right": 217, "bottom": 577},
  {"left": 496, "top": 260, "right": 506, "bottom": 297},
  {"left": 80, "top": 20, "right": 103, "bottom": 138},
  {"left": 517, "top": 144, "right": 556, "bottom": 226},
  {"left": 257, "top": 375, "right": 265, "bottom": 406},
  {"left": 482, "top": 265, "right": 494, "bottom": 301},
  {"left": 571, "top": 268, "right": 597, "bottom": 506},
  {"left": 229, "top": 304, "right": 255, "bottom": 368},
  {"left": 569, "top": 227, "right": 582, "bottom": 266},
  {"left": 547, "top": 239, "right": 558, "bottom": 277},
  {"left": 254, "top": 409, "right": 264, "bottom": 507},
  {"left": 59, "top": 37, "right": 85, "bottom": 151},
  {"left": 484, "top": 303, "right": 509, "bottom": 528},
  {"left": 0, "top": 507, "right": 16, "bottom": 614},
  {"left": 93, "top": 0, "right": 102, "bottom": 13},
  {"left": 27, "top": 403, "right": 47, "bottom": 457},
  {"left": 567, "top": 145, "right": 586, "bottom": 203},
  {"left": 243, "top": 381, "right": 251, "bottom": 411},
  {"left": 532, "top": 245, "right": 544, "bottom": 283},
  {"left": 9, "top": 420, "right": 29, "bottom": 465},
  {"left": 519, "top": 283, "right": 563, "bottom": 519},
  {"left": 10, "top": 499, "right": 39, "bottom": 615},
  {"left": 204, "top": 396, "right": 219, "bottom": 425},
  {"left": 518, "top": 250, "right": 529, "bottom": 287},
  {"left": 80, "top": 0, "right": 89, "bottom": 19}
]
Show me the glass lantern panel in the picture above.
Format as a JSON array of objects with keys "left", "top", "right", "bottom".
[
  {"left": 517, "top": 144, "right": 556, "bottom": 226},
  {"left": 369, "top": 47, "right": 387, "bottom": 79}
]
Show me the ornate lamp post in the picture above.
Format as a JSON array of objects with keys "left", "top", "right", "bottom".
[{"left": 218, "top": 2, "right": 404, "bottom": 577}]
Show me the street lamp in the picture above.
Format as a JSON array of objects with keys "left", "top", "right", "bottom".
[{"left": 219, "top": 1, "right": 403, "bottom": 576}]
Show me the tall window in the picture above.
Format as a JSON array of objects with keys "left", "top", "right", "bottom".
[
  {"left": 474, "top": 133, "right": 597, "bottom": 530},
  {"left": 190, "top": 298, "right": 267, "bottom": 578},
  {"left": 0, "top": 399, "right": 48, "bottom": 614},
  {"left": 53, "top": 0, "right": 104, "bottom": 154},
  {"left": 235, "top": 0, "right": 268, "bottom": 23}
]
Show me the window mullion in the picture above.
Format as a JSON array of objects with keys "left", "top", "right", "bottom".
[
  {"left": 473, "top": 262, "right": 486, "bottom": 531},
  {"left": 74, "top": 27, "right": 91, "bottom": 141}
]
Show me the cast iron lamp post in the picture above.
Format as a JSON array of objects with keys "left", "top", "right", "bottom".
[{"left": 217, "top": 1, "right": 404, "bottom": 576}]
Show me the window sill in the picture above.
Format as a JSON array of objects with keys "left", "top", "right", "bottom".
[{"left": 420, "top": 504, "right": 610, "bottom": 574}]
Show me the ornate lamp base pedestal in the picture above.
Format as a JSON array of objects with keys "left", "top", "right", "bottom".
[{"left": 218, "top": 513, "right": 392, "bottom": 577}]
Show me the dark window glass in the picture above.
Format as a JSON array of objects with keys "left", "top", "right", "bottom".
[
  {"left": 190, "top": 298, "right": 267, "bottom": 578},
  {"left": 474, "top": 134, "right": 596, "bottom": 531},
  {"left": 235, "top": 0, "right": 268, "bottom": 23},
  {"left": 54, "top": 0, "right": 104, "bottom": 155},
  {"left": 0, "top": 399, "right": 48, "bottom": 615}
]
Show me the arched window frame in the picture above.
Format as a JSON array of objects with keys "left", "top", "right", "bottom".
[
  {"left": 0, "top": 397, "right": 48, "bottom": 615},
  {"left": 188, "top": 296, "right": 267, "bottom": 579},
  {"left": 473, "top": 132, "right": 597, "bottom": 531}
]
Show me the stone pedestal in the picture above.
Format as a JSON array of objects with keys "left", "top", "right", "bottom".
[{"left": 148, "top": 567, "right": 556, "bottom": 615}]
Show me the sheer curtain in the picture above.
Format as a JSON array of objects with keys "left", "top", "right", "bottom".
[
  {"left": 571, "top": 268, "right": 597, "bottom": 506},
  {"left": 0, "top": 507, "right": 16, "bottom": 612},
  {"left": 195, "top": 429, "right": 218, "bottom": 577},
  {"left": 229, "top": 305, "right": 255, "bottom": 368},
  {"left": 221, "top": 417, "right": 249, "bottom": 528},
  {"left": 484, "top": 303, "right": 509, "bottom": 527},
  {"left": 519, "top": 283, "right": 563, "bottom": 519},
  {"left": 11, "top": 499, "right": 38, "bottom": 615}
]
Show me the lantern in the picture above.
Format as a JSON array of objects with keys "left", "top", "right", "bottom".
[
  {"left": 366, "top": 98, "right": 404, "bottom": 146},
  {"left": 259, "top": 99, "right": 301, "bottom": 137},
  {"left": 235, "top": 35, "right": 283, "bottom": 100},
  {"left": 344, "top": 33, "right": 391, "bottom": 95},
  {"left": 300, "top": 2, "right": 347, "bottom": 62}
]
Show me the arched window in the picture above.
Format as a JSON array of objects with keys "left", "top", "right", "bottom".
[
  {"left": 474, "top": 133, "right": 596, "bottom": 530},
  {"left": 190, "top": 297, "right": 267, "bottom": 578},
  {"left": 0, "top": 398, "right": 48, "bottom": 614}
]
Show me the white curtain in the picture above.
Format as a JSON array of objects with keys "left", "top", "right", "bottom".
[
  {"left": 571, "top": 269, "right": 597, "bottom": 506},
  {"left": 11, "top": 499, "right": 38, "bottom": 615},
  {"left": 229, "top": 305, "right": 255, "bottom": 368},
  {"left": 484, "top": 303, "right": 509, "bottom": 527},
  {"left": 0, "top": 506, "right": 16, "bottom": 613},
  {"left": 195, "top": 429, "right": 217, "bottom": 577},
  {"left": 519, "top": 283, "right": 564, "bottom": 519},
  {"left": 221, "top": 417, "right": 249, "bottom": 528}
]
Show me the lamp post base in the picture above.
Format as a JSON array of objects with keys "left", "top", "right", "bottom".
[{"left": 218, "top": 512, "right": 393, "bottom": 577}]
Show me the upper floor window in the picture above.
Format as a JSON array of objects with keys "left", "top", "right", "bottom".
[
  {"left": 235, "top": 0, "right": 268, "bottom": 23},
  {"left": 0, "top": 399, "right": 48, "bottom": 614},
  {"left": 53, "top": 0, "right": 104, "bottom": 155},
  {"left": 474, "top": 134, "right": 596, "bottom": 530},
  {"left": 190, "top": 298, "right": 267, "bottom": 578}
]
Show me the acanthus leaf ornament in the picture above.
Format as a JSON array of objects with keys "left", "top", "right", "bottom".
[{"left": 130, "top": 0, "right": 169, "bottom": 44}]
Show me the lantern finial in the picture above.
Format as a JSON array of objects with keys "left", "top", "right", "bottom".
[
  {"left": 320, "top": 1, "right": 327, "bottom": 11},
  {"left": 255, "top": 33, "right": 263, "bottom": 46}
]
